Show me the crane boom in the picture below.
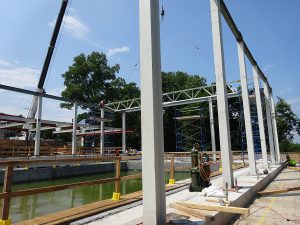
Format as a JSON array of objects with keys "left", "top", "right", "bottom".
[
  {"left": 25, "top": 0, "right": 68, "bottom": 135},
  {"left": 38, "top": 0, "right": 68, "bottom": 89}
]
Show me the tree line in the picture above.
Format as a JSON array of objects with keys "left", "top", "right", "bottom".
[{"left": 55, "top": 51, "right": 300, "bottom": 152}]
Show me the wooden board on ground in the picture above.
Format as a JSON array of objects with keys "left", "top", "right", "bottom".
[
  {"left": 205, "top": 197, "right": 231, "bottom": 205},
  {"left": 287, "top": 166, "right": 300, "bottom": 171},
  {"left": 258, "top": 186, "right": 300, "bottom": 196},
  {"left": 169, "top": 203, "right": 215, "bottom": 222},
  {"left": 176, "top": 202, "right": 249, "bottom": 215}
]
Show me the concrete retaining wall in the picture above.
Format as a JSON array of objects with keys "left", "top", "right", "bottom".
[
  {"left": 0, "top": 162, "right": 127, "bottom": 184},
  {"left": 0, "top": 160, "right": 220, "bottom": 185}
]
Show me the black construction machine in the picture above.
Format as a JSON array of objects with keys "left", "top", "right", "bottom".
[{"left": 189, "top": 143, "right": 211, "bottom": 192}]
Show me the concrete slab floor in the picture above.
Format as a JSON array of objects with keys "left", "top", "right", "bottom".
[
  {"left": 74, "top": 163, "right": 281, "bottom": 225},
  {"left": 232, "top": 168, "right": 300, "bottom": 225}
]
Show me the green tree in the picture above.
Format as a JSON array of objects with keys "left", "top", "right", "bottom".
[
  {"left": 61, "top": 52, "right": 120, "bottom": 108},
  {"left": 60, "top": 51, "right": 141, "bottom": 148},
  {"left": 275, "top": 97, "right": 300, "bottom": 143}
]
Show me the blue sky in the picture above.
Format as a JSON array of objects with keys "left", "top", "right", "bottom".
[{"left": 0, "top": 0, "right": 299, "bottom": 142}]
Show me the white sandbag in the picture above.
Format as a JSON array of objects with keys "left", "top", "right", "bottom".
[{"left": 201, "top": 185, "right": 225, "bottom": 198}]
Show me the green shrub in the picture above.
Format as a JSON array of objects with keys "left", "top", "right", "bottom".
[{"left": 279, "top": 142, "right": 300, "bottom": 152}]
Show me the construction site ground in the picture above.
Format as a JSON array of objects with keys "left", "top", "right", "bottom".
[{"left": 232, "top": 167, "right": 300, "bottom": 225}]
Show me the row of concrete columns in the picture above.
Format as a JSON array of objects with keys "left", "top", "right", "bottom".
[
  {"left": 210, "top": 0, "right": 281, "bottom": 189},
  {"left": 30, "top": 1, "right": 281, "bottom": 224}
]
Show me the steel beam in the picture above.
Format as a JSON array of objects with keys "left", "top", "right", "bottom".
[
  {"left": 106, "top": 91, "right": 239, "bottom": 113},
  {"left": 237, "top": 42, "right": 257, "bottom": 175},
  {"left": 270, "top": 93, "right": 281, "bottom": 163},
  {"left": 122, "top": 112, "right": 126, "bottom": 154},
  {"left": 0, "top": 83, "right": 97, "bottom": 108},
  {"left": 100, "top": 108, "right": 105, "bottom": 155},
  {"left": 72, "top": 102, "right": 78, "bottom": 155},
  {"left": 139, "top": 0, "right": 166, "bottom": 223},
  {"left": 29, "top": 126, "right": 56, "bottom": 132},
  {"left": 0, "top": 123, "right": 23, "bottom": 129},
  {"left": 263, "top": 83, "right": 276, "bottom": 164},
  {"left": 253, "top": 66, "right": 268, "bottom": 169},
  {"left": 210, "top": 0, "right": 234, "bottom": 188},
  {"left": 219, "top": 0, "right": 271, "bottom": 92},
  {"left": 34, "top": 95, "right": 43, "bottom": 156},
  {"left": 208, "top": 98, "right": 216, "bottom": 161}
]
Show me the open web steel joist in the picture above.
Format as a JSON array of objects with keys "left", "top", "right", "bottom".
[{"left": 105, "top": 84, "right": 239, "bottom": 112}]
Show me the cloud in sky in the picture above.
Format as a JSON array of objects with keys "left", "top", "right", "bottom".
[
  {"left": 287, "top": 96, "right": 300, "bottom": 105},
  {"left": 0, "top": 59, "right": 39, "bottom": 89},
  {"left": 262, "top": 64, "right": 275, "bottom": 72},
  {"left": 49, "top": 14, "right": 90, "bottom": 40},
  {"left": 0, "top": 59, "right": 12, "bottom": 67},
  {"left": 107, "top": 46, "right": 130, "bottom": 57}
]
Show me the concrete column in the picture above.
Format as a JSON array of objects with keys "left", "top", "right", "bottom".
[
  {"left": 270, "top": 93, "right": 281, "bottom": 163},
  {"left": 139, "top": 0, "right": 166, "bottom": 224},
  {"left": 237, "top": 42, "right": 257, "bottom": 175},
  {"left": 100, "top": 108, "right": 105, "bottom": 155},
  {"left": 208, "top": 98, "right": 216, "bottom": 161},
  {"left": 34, "top": 95, "right": 43, "bottom": 156},
  {"left": 253, "top": 66, "right": 268, "bottom": 169},
  {"left": 122, "top": 112, "right": 126, "bottom": 154},
  {"left": 210, "top": 0, "right": 234, "bottom": 188},
  {"left": 263, "top": 83, "right": 276, "bottom": 164},
  {"left": 72, "top": 102, "right": 78, "bottom": 155}
]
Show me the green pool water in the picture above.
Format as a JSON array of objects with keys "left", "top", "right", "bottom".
[{"left": 3, "top": 170, "right": 190, "bottom": 223}]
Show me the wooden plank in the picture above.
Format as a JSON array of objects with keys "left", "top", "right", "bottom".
[
  {"left": 0, "top": 156, "right": 120, "bottom": 166},
  {"left": 176, "top": 202, "right": 249, "bottom": 215},
  {"left": 0, "top": 177, "right": 118, "bottom": 199},
  {"left": 258, "top": 186, "right": 300, "bottom": 196},
  {"left": 1, "top": 166, "right": 13, "bottom": 220},
  {"left": 170, "top": 154, "right": 175, "bottom": 180},
  {"left": 205, "top": 198, "right": 231, "bottom": 205},
  {"left": 121, "top": 173, "right": 142, "bottom": 181},
  {"left": 169, "top": 203, "right": 214, "bottom": 222},
  {"left": 114, "top": 159, "right": 121, "bottom": 193},
  {"left": 287, "top": 166, "right": 300, "bottom": 171}
]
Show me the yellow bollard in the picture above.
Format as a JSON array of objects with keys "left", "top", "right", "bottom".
[
  {"left": 112, "top": 192, "right": 121, "bottom": 200},
  {"left": 168, "top": 154, "right": 175, "bottom": 185},
  {"left": 0, "top": 218, "right": 11, "bottom": 225},
  {"left": 168, "top": 179, "right": 175, "bottom": 185}
]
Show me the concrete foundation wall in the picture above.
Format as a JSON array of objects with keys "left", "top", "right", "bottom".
[{"left": 207, "top": 163, "right": 286, "bottom": 225}]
